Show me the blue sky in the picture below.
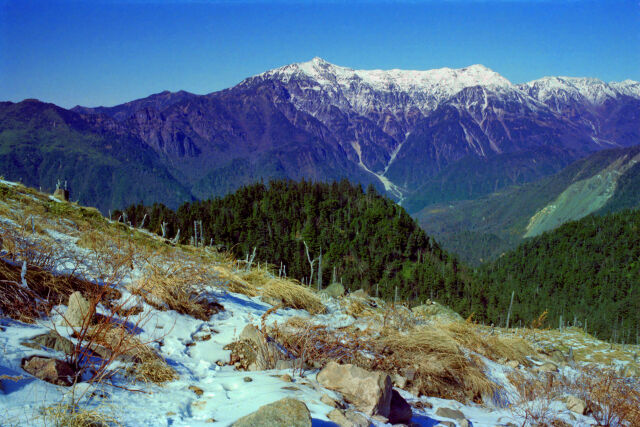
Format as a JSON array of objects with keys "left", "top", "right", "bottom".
[{"left": 1, "top": 0, "right": 638, "bottom": 108}]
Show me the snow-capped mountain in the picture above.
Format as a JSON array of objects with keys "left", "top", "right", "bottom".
[{"left": 3, "top": 58, "right": 638, "bottom": 213}]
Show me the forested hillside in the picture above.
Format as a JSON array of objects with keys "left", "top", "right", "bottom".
[
  {"left": 475, "top": 209, "right": 640, "bottom": 341},
  {"left": 117, "top": 180, "right": 472, "bottom": 307}
]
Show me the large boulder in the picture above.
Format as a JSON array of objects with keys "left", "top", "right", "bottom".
[
  {"left": 64, "top": 292, "right": 92, "bottom": 328},
  {"left": 232, "top": 398, "right": 311, "bottom": 427},
  {"left": 317, "top": 361, "right": 392, "bottom": 417},
  {"left": 22, "top": 356, "right": 75, "bottom": 386}
]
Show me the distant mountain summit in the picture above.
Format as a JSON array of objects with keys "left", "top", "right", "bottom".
[{"left": 2, "top": 58, "right": 639, "bottom": 212}]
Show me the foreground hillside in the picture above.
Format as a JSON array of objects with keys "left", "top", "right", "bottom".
[
  {"left": 0, "top": 181, "right": 638, "bottom": 426},
  {"left": 415, "top": 145, "right": 640, "bottom": 264},
  {"left": 117, "top": 180, "right": 473, "bottom": 311}
]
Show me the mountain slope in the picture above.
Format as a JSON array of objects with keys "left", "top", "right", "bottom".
[
  {"left": 4, "top": 59, "right": 639, "bottom": 211},
  {"left": 414, "top": 145, "right": 640, "bottom": 264},
  {"left": 0, "top": 100, "right": 194, "bottom": 212},
  {"left": 476, "top": 208, "right": 640, "bottom": 341}
]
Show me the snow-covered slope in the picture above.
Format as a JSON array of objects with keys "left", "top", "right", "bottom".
[{"left": 518, "top": 76, "right": 640, "bottom": 111}]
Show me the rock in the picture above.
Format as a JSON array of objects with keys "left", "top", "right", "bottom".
[
  {"left": 232, "top": 398, "right": 311, "bottom": 427},
  {"left": 64, "top": 292, "right": 92, "bottom": 328},
  {"left": 435, "top": 407, "right": 465, "bottom": 421},
  {"left": 564, "top": 395, "right": 586, "bottom": 415},
  {"left": 389, "top": 389, "right": 412, "bottom": 424},
  {"left": 535, "top": 362, "right": 558, "bottom": 373},
  {"left": 280, "top": 374, "right": 293, "bottom": 382},
  {"left": 371, "top": 414, "right": 389, "bottom": 423},
  {"left": 324, "top": 283, "right": 345, "bottom": 298},
  {"left": 326, "top": 409, "right": 369, "bottom": 427},
  {"left": 189, "top": 385, "right": 204, "bottom": 396},
  {"left": 243, "top": 377, "right": 253, "bottom": 382},
  {"left": 240, "top": 324, "right": 265, "bottom": 347},
  {"left": 506, "top": 360, "right": 519, "bottom": 369},
  {"left": 320, "top": 393, "right": 341, "bottom": 408},
  {"left": 317, "top": 361, "right": 392, "bottom": 417},
  {"left": 392, "top": 373, "right": 408, "bottom": 388},
  {"left": 227, "top": 325, "right": 288, "bottom": 371},
  {"left": 22, "top": 356, "right": 75, "bottom": 386},
  {"left": 21, "top": 331, "right": 75, "bottom": 355}
]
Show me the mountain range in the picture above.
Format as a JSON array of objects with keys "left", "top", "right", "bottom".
[{"left": 1, "top": 58, "right": 639, "bottom": 215}]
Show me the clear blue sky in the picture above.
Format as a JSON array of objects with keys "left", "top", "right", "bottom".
[{"left": 1, "top": 0, "right": 638, "bottom": 108}]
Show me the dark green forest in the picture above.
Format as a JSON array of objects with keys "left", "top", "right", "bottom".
[
  {"left": 117, "top": 180, "right": 473, "bottom": 307},
  {"left": 118, "top": 179, "right": 639, "bottom": 342},
  {"left": 475, "top": 209, "right": 640, "bottom": 342}
]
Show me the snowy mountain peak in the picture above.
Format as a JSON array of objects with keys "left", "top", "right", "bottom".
[
  {"left": 519, "top": 75, "right": 640, "bottom": 106},
  {"left": 259, "top": 58, "right": 513, "bottom": 95}
]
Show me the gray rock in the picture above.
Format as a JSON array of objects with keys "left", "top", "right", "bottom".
[
  {"left": 64, "top": 292, "right": 92, "bottom": 328},
  {"left": 317, "top": 361, "right": 392, "bottom": 417},
  {"left": 435, "top": 407, "right": 465, "bottom": 421},
  {"left": 21, "top": 331, "right": 75, "bottom": 355},
  {"left": 232, "top": 398, "right": 311, "bottom": 427}
]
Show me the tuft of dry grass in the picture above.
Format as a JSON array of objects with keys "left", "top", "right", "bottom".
[
  {"left": 39, "top": 402, "right": 121, "bottom": 427},
  {"left": 440, "top": 322, "right": 536, "bottom": 366},
  {"left": 126, "top": 353, "right": 178, "bottom": 384},
  {"left": 380, "top": 325, "right": 496, "bottom": 400},
  {"left": 259, "top": 278, "right": 325, "bottom": 314},
  {"left": 131, "top": 261, "right": 223, "bottom": 321}
]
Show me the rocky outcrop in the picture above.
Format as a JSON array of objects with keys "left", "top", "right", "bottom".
[{"left": 232, "top": 398, "right": 311, "bottom": 427}]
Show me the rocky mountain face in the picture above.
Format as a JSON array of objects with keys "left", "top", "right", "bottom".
[
  {"left": 414, "top": 145, "right": 640, "bottom": 265},
  {"left": 3, "top": 59, "right": 639, "bottom": 213}
]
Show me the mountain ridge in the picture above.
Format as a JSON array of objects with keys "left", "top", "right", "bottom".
[{"left": 2, "top": 58, "right": 639, "bottom": 214}]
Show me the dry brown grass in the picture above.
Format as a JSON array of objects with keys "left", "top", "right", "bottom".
[
  {"left": 272, "top": 317, "right": 515, "bottom": 401},
  {"left": 259, "top": 278, "right": 325, "bottom": 314},
  {"left": 125, "top": 352, "right": 178, "bottom": 384},
  {"left": 131, "top": 260, "right": 223, "bottom": 321},
  {"left": 440, "top": 322, "right": 536, "bottom": 366},
  {"left": 0, "top": 257, "right": 121, "bottom": 323},
  {"left": 39, "top": 402, "right": 121, "bottom": 427}
]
